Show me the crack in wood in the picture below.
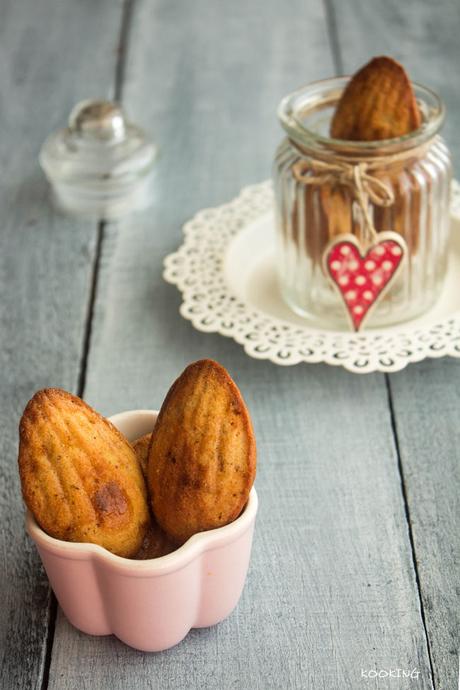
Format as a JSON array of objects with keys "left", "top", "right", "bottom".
[
  {"left": 76, "top": 222, "right": 105, "bottom": 399},
  {"left": 385, "top": 374, "right": 436, "bottom": 690},
  {"left": 39, "top": 595, "right": 57, "bottom": 690},
  {"left": 323, "top": 0, "right": 344, "bottom": 75},
  {"left": 115, "top": 0, "right": 136, "bottom": 102}
]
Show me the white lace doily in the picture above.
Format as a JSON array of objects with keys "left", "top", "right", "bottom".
[{"left": 163, "top": 180, "right": 460, "bottom": 373}]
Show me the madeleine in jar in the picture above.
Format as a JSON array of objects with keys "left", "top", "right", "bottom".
[{"left": 273, "top": 57, "right": 451, "bottom": 330}]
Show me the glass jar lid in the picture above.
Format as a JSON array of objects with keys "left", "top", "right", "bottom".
[{"left": 39, "top": 99, "right": 157, "bottom": 219}]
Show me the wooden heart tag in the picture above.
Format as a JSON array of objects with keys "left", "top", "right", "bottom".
[{"left": 324, "top": 232, "right": 406, "bottom": 330}]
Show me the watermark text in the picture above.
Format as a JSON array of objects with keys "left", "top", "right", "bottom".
[{"left": 361, "top": 668, "right": 420, "bottom": 680}]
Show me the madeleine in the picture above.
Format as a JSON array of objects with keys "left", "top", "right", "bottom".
[
  {"left": 330, "top": 56, "right": 421, "bottom": 141},
  {"left": 148, "top": 359, "right": 256, "bottom": 544},
  {"left": 132, "top": 433, "right": 151, "bottom": 478},
  {"left": 19, "top": 388, "right": 149, "bottom": 557}
]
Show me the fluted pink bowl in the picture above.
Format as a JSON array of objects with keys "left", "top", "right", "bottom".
[{"left": 26, "top": 409, "right": 258, "bottom": 652}]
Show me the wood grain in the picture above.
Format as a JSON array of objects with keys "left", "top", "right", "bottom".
[
  {"left": 46, "top": 0, "right": 433, "bottom": 688},
  {"left": 0, "top": 0, "right": 124, "bottom": 688},
  {"left": 328, "top": 1, "right": 460, "bottom": 687},
  {"left": 390, "top": 362, "right": 460, "bottom": 690}
]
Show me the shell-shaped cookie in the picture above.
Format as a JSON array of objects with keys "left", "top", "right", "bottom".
[
  {"left": 18, "top": 389, "right": 150, "bottom": 557},
  {"left": 147, "top": 359, "right": 256, "bottom": 544},
  {"left": 330, "top": 56, "right": 421, "bottom": 141}
]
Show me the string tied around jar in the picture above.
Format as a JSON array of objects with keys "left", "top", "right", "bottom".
[{"left": 292, "top": 158, "right": 395, "bottom": 246}]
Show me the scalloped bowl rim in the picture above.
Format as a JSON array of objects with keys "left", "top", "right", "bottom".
[{"left": 26, "top": 409, "right": 258, "bottom": 577}]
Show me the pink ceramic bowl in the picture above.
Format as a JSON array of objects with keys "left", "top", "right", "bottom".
[{"left": 26, "top": 409, "right": 258, "bottom": 652}]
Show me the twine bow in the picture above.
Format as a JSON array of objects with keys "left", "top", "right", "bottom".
[{"left": 292, "top": 158, "right": 395, "bottom": 245}]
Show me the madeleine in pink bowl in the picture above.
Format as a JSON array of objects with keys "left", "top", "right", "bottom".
[{"left": 26, "top": 409, "right": 258, "bottom": 652}]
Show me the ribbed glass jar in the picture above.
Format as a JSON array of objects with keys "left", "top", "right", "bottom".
[{"left": 273, "top": 77, "right": 452, "bottom": 328}]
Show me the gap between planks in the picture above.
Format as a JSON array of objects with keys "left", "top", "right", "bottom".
[
  {"left": 39, "top": 1, "right": 137, "bottom": 687},
  {"left": 115, "top": 0, "right": 136, "bottom": 102},
  {"left": 323, "top": 0, "right": 344, "bottom": 75},
  {"left": 385, "top": 375, "right": 436, "bottom": 689}
]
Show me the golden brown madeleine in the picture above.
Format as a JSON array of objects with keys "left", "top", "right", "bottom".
[
  {"left": 18, "top": 389, "right": 150, "bottom": 557},
  {"left": 330, "top": 56, "right": 421, "bottom": 141},
  {"left": 372, "top": 165, "right": 423, "bottom": 252},
  {"left": 147, "top": 359, "right": 256, "bottom": 544},
  {"left": 132, "top": 433, "right": 151, "bottom": 478},
  {"left": 319, "top": 184, "right": 354, "bottom": 244}
]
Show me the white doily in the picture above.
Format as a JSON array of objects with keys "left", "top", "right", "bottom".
[{"left": 163, "top": 180, "right": 460, "bottom": 373}]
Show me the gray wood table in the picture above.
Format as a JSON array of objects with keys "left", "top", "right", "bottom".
[{"left": 1, "top": 1, "right": 459, "bottom": 688}]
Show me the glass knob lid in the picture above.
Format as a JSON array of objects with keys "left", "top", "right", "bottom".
[{"left": 40, "top": 99, "right": 157, "bottom": 219}]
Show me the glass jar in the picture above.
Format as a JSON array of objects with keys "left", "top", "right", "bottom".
[{"left": 273, "top": 77, "right": 451, "bottom": 329}]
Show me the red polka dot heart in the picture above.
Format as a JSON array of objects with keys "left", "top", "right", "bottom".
[{"left": 324, "top": 233, "right": 406, "bottom": 330}]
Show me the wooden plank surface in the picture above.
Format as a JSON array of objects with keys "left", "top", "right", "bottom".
[
  {"left": 0, "top": 1, "right": 124, "bottom": 688},
  {"left": 328, "top": 1, "right": 460, "bottom": 686},
  {"left": 46, "top": 1, "right": 434, "bottom": 688},
  {"left": 390, "top": 362, "right": 460, "bottom": 690}
]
